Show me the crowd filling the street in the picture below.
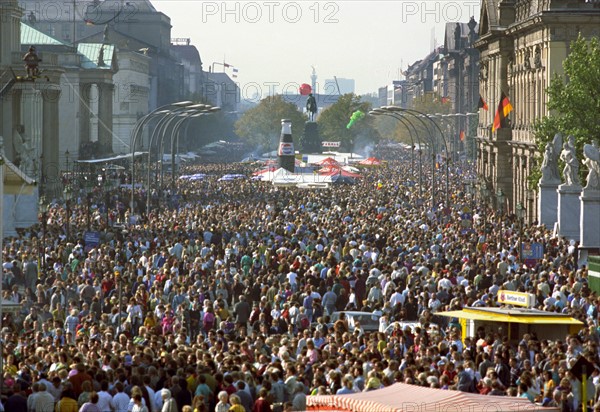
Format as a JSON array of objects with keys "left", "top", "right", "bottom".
[{"left": 1, "top": 145, "right": 598, "bottom": 412}]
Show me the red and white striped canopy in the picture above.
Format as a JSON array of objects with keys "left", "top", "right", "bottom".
[
  {"left": 316, "top": 157, "right": 341, "bottom": 166},
  {"left": 359, "top": 157, "right": 382, "bottom": 166},
  {"left": 306, "top": 383, "right": 558, "bottom": 412}
]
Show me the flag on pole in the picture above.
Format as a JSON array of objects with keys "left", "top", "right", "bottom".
[
  {"left": 459, "top": 130, "right": 465, "bottom": 142},
  {"left": 492, "top": 92, "right": 513, "bottom": 132},
  {"left": 478, "top": 95, "right": 488, "bottom": 111},
  {"left": 223, "top": 63, "right": 231, "bottom": 68}
]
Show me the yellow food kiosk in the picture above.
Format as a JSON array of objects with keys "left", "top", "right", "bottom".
[{"left": 438, "top": 291, "right": 584, "bottom": 342}]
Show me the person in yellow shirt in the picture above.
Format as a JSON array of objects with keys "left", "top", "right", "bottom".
[
  {"left": 228, "top": 394, "right": 245, "bottom": 412},
  {"left": 55, "top": 388, "right": 78, "bottom": 412}
]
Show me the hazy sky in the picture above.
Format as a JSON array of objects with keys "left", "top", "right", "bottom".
[{"left": 153, "top": 0, "right": 481, "bottom": 100}]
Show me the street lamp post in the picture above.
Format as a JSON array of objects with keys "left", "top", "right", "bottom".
[
  {"left": 64, "top": 185, "right": 72, "bottom": 242},
  {"left": 372, "top": 108, "right": 435, "bottom": 202},
  {"left": 516, "top": 202, "right": 526, "bottom": 263},
  {"left": 480, "top": 180, "right": 491, "bottom": 238},
  {"left": 383, "top": 106, "right": 450, "bottom": 208},
  {"left": 65, "top": 149, "right": 70, "bottom": 185},
  {"left": 369, "top": 109, "right": 425, "bottom": 200},
  {"left": 129, "top": 101, "right": 194, "bottom": 213},
  {"left": 105, "top": 191, "right": 110, "bottom": 227},
  {"left": 146, "top": 105, "right": 209, "bottom": 212},
  {"left": 116, "top": 269, "right": 122, "bottom": 331},
  {"left": 169, "top": 107, "right": 220, "bottom": 186},
  {"left": 496, "top": 188, "right": 505, "bottom": 251},
  {"left": 39, "top": 196, "right": 48, "bottom": 269},
  {"left": 86, "top": 192, "right": 92, "bottom": 230}
]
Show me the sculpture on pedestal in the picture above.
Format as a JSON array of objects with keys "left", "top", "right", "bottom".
[
  {"left": 22, "top": 46, "right": 42, "bottom": 78},
  {"left": 560, "top": 135, "right": 580, "bottom": 186},
  {"left": 306, "top": 93, "right": 317, "bottom": 122},
  {"left": 13, "top": 125, "right": 34, "bottom": 174},
  {"left": 540, "top": 133, "right": 562, "bottom": 184},
  {"left": 583, "top": 141, "right": 600, "bottom": 191}
]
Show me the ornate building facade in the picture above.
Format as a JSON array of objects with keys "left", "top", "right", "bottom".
[{"left": 474, "top": 0, "right": 600, "bottom": 222}]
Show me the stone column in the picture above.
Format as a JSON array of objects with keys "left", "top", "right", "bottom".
[
  {"left": 538, "top": 182, "right": 559, "bottom": 229},
  {"left": 557, "top": 184, "right": 582, "bottom": 241},
  {"left": 97, "top": 82, "right": 114, "bottom": 154},
  {"left": 79, "top": 82, "right": 91, "bottom": 146},
  {"left": 580, "top": 188, "right": 600, "bottom": 249},
  {"left": 42, "top": 87, "right": 61, "bottom": 198}
]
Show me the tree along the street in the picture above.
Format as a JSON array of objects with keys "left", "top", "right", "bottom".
[
  {"left": 317, "top": 94, "right": 380, "bottom": 152},
  {"left": 234, "top": 95, "right": 307, "bottom": 152},
  {"left": 532, "top": 35, "right": 600, "bottom": 188}
]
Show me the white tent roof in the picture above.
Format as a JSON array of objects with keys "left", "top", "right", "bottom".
[{"left": 307, "top": 383, "right": 558, "bottom": 412}]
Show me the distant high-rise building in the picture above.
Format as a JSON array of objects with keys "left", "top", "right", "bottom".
[{"left": 323, "top": 78, "right": 355, "bottom": 95}]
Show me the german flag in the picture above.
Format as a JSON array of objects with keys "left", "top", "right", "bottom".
[
  {"left": 459, "top": 130, "right": 465, "bottom": 142},
  {"left": 478, "top": 95, "right": 488, "bottom": 111},
  {"left": 492, "top": 92, "right": 513, "bottom": 132}
]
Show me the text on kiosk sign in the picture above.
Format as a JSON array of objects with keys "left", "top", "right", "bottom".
[{"left": 497, "top": 290, "right": 535, "bottom": 308}]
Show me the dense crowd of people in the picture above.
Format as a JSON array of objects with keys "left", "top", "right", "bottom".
[{"left": 0, "top": 144, "right": 598, "bottom": 412}]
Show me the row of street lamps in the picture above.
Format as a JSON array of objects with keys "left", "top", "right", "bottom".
[
  {"left": 371, "top": 106, "right": 529, "bottom": 261},
  {"left": 370, "top": 106, "right": 451, "bottom": 208},
  {"left": 129, "top": 101, "right": 220, "bottom": 213},
  {"left": 36, "top": 101, "right": 220, "bottom": 268}
]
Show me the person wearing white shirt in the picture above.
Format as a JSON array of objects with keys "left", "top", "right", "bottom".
[
  {"left": 287, "top": 271, "right": 298, "bottom": 292},
  {"left": 97, "top": 381, "right": 113, "bottom": 412},
  {"left": 111, "top": 382, "right": 130, "bottom": 412},
  {"left": 33, "top": 384, "right": 55, "bottom": 412},
  {"left": 389, "top": 289, "right": 405, "bottom": 308},
  {"left": 153, "top": 389, "right": 164, "bottom": 412},
  {"left": 27, "top": 383, "right": 40, "bottom": 412}
]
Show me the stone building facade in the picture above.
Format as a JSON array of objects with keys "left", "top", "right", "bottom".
[{"left": 474, "top": 0, "right": 600, "bottom": 223}]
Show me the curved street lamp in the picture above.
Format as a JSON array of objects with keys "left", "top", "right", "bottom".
[
  {"left": 480, "top": 179, "right": 491, "bottom": 234},
  {"left": 147, "top": 105, "right": 220, "bottom": 211},
  {"left": 516, "top": 202, "right": 526, "bottom": 263},
  {"left": 39, "top": 196, "right": 48, "bottom": 269},
  {"left": 129, "top": 101, "right": 194, "bottom": 213},
  {"left": 369, "top": 109, "right": 426, "bottom": 201},
  {"left": 63, "top": 185, "right": 72, "bottom": 241},
  {"left": 381, "top": 106, "right": 450, "bottom": 208}
]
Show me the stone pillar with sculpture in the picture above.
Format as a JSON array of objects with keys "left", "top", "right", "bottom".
[
  {"left": 557, "top": 135, "right": 581, "bottom": 240},
  {"left": 580, "top": 140, "right": 600, "bottom": 253},
  {"left": 538, "top": 133, "right": 561, "bottom": 229}
]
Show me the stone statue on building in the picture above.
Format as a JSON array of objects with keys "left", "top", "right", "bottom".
[
  {"left": 13, "top": 125, "right": 34, "bottom": 174},
  {"left": 583, "top": 140, "right": 600, "bottom": 191},
  {"left": 479, "top": 61, "right": 488, "bottom": 81},
  {"left": 454, "top": 23, "right": 462, "bottom": 50},
  {"left": 22, "top": 45, "right": 42, "bottom": 77},
  {"left": 523, "top": 48, "right": 531, "bottom": 71},
  {"left": 534, "top": 45, "right": 542, "bottom": 69},
  {"left": 103, "top": 24, "right": 109, "bottom": 43},
  {"left": 540, "top": 133, "right": 562, "bottom": 184},
  {"left": 560, "top": 135, "right": 580, "bottom": 186},
  {"left": 97, "top": 45, "right": 105, "bottom": 66},
  {"left": 306, "top": 93, "right": 317, "bottom": 122},
  {"left": 467, "top": 16, "right": 477, "bottom": 46}
]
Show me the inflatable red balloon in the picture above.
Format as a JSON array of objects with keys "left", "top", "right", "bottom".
[{"left": 299, "top": 83, "right": 312, "bottom": 95}]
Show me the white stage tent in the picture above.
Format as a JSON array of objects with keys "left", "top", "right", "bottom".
[{"left": 306, "top": 383, "right": 558, "bottom": 412}]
